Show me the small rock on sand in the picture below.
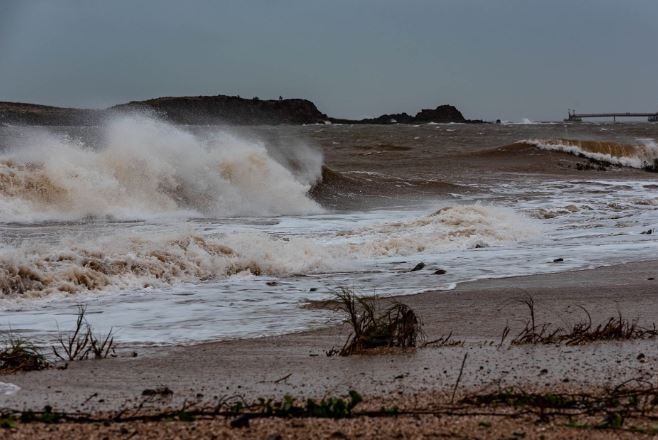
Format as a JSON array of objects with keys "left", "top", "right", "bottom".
[{"left": 410, "top": 262, "right": 425, "bottom": 272}]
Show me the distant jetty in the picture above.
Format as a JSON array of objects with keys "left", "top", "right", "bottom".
[
  {"left": 565, "top": 109, "right": 658, "bottom": 122},
  {"left": 0, "top": 95, "right": 480, "bottom": 126}
]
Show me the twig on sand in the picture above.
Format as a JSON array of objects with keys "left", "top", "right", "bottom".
[
  {"left": 274, "top": 373, "right": 292, "bottom": 384},
  {"left": 257, "top": 373, "right": 293, "bottom": 384},
  {"left": 451, "top": 353, "right": 468, "bottom": 403}
]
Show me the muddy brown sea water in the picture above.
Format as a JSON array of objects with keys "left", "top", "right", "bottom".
[{"left": 1, "top": 120, "right": 658, "bottom": 438}]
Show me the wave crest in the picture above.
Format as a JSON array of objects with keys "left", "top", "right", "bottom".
[{"left": 526, "top": 138, "right": 658, "bottom": 169}]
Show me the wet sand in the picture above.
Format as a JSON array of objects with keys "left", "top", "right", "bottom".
[{"left": 2, "top": 259, "right": 658, "bottom": 438}]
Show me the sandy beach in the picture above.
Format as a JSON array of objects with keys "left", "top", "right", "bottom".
[{"left": 2, "top": 259, "right": 658, "bottom": 438}]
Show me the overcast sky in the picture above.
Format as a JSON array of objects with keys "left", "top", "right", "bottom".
[{"left": 1, "top": 0, "right": 657, "bottom": 121}]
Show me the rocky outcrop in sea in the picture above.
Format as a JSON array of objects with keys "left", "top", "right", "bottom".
[{"left": 0, "top": 96, "right": 480, "bottom": 125}]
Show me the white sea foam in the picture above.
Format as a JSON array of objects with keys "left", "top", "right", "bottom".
[
  {"left": 338, "top": 204, "right": 539, "bottom": 256},
  {"left": 0, "top": 205, "right": 538, "bottom": 297},
  {"left": 0, "top": 382, "right": 20, "bottom": 396},
  {"left": 0, "top": 115, "right": 323, "bottom": 222},
  {"left": 0, "top": 231, "right": 331, "bottom": 297}
]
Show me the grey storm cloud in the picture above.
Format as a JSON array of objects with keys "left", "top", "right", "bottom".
[{"left": 1, "top": 0, "right": 657, "bottom": 121}]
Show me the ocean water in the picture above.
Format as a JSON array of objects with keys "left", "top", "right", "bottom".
[{"left": 1, "top": 115, "right": 657, "bottom": 345}]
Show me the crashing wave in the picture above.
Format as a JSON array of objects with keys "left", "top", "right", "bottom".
[
  {"left": 526, "top": 138, "right": 658, "bottom": 170},
  {"left": 0, "top": 115, "right": 323, "bottom": 222}
]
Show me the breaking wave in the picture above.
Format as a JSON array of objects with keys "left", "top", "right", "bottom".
[
  {"left": 0, "top": 232, "right": 327, "bottom": 297},
  {"left": 526, "top": 138, "right": 658, "bottom": 169},
  {"left": 0, "top": 205, "right": 538, "bottom": 297},
  {"left": 0, "top": 115, "right": 324, "bottom": 222},
  {"left": 338, "top": 204, "right": 537, "bottom": 256}
]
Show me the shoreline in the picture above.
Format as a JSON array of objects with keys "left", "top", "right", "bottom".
[
  {"left": 2, "top": 259, "right": 658, "bottom": 438},
  {"left": 2, "top": 259, "right": 657, "bottom": 407}
]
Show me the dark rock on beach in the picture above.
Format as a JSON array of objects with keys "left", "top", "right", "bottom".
[{"left": 411, "top": 262, "right": 426, "bottom": 272}]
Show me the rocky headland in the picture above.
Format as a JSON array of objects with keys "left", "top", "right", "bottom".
[
  {"left": 0, "top": 95, "right": 480, "bottom": 126},
  {"left": 0, "top": 102, "right": 103, "bottom": 126}
]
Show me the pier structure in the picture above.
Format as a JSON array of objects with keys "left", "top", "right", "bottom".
[{"left": 566, "top": 109, "right": 658, "bottom": 122}]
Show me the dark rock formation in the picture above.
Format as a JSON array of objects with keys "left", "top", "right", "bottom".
[
  {"left": 109, "top": 95, "right": 328, "bottom": 125},
  {"left": 414, "top": 105, "right": 465, "bottom": 123},
  {"left": 0, "top": 95, "right": 481, "bottom": 126},
  {"left": 331, "top": 104, "right": 481, "bottom": 125},
  {"left": 0, "top": 95, "right": 328, "bottom": 126},
  {"left": 356, "top": 112, "right": 416, "bottom": 125}
]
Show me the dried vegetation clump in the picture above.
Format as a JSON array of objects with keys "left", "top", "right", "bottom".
[
  {"left": 0, "top": 336, "right": 49, "bottom": 373},
  {"left": 330, "top": 288, "right": 423, "bottom": 356},
  {"left": 52, "top": 305, "right": 116, "bottom": 361},
  {"left": 501, "top": 296, "right": 658, "bottom": 346}
]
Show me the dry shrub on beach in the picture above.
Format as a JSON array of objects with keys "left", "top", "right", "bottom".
[
  {"left": 502, "top": 295, "right": 658, "bottom": 346},
  {"left": 0, "top": 335, "right": 49, "bottom": 373},
  {"left": 52, "top": 305, "right": 116, "bottom": 361},
  {"left": 331, "top": 288, "right": 422, "bottom": 356}
]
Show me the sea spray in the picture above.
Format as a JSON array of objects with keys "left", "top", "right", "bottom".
[{"left": 0, "top": 114, "right": 324, "bottom": 222}]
